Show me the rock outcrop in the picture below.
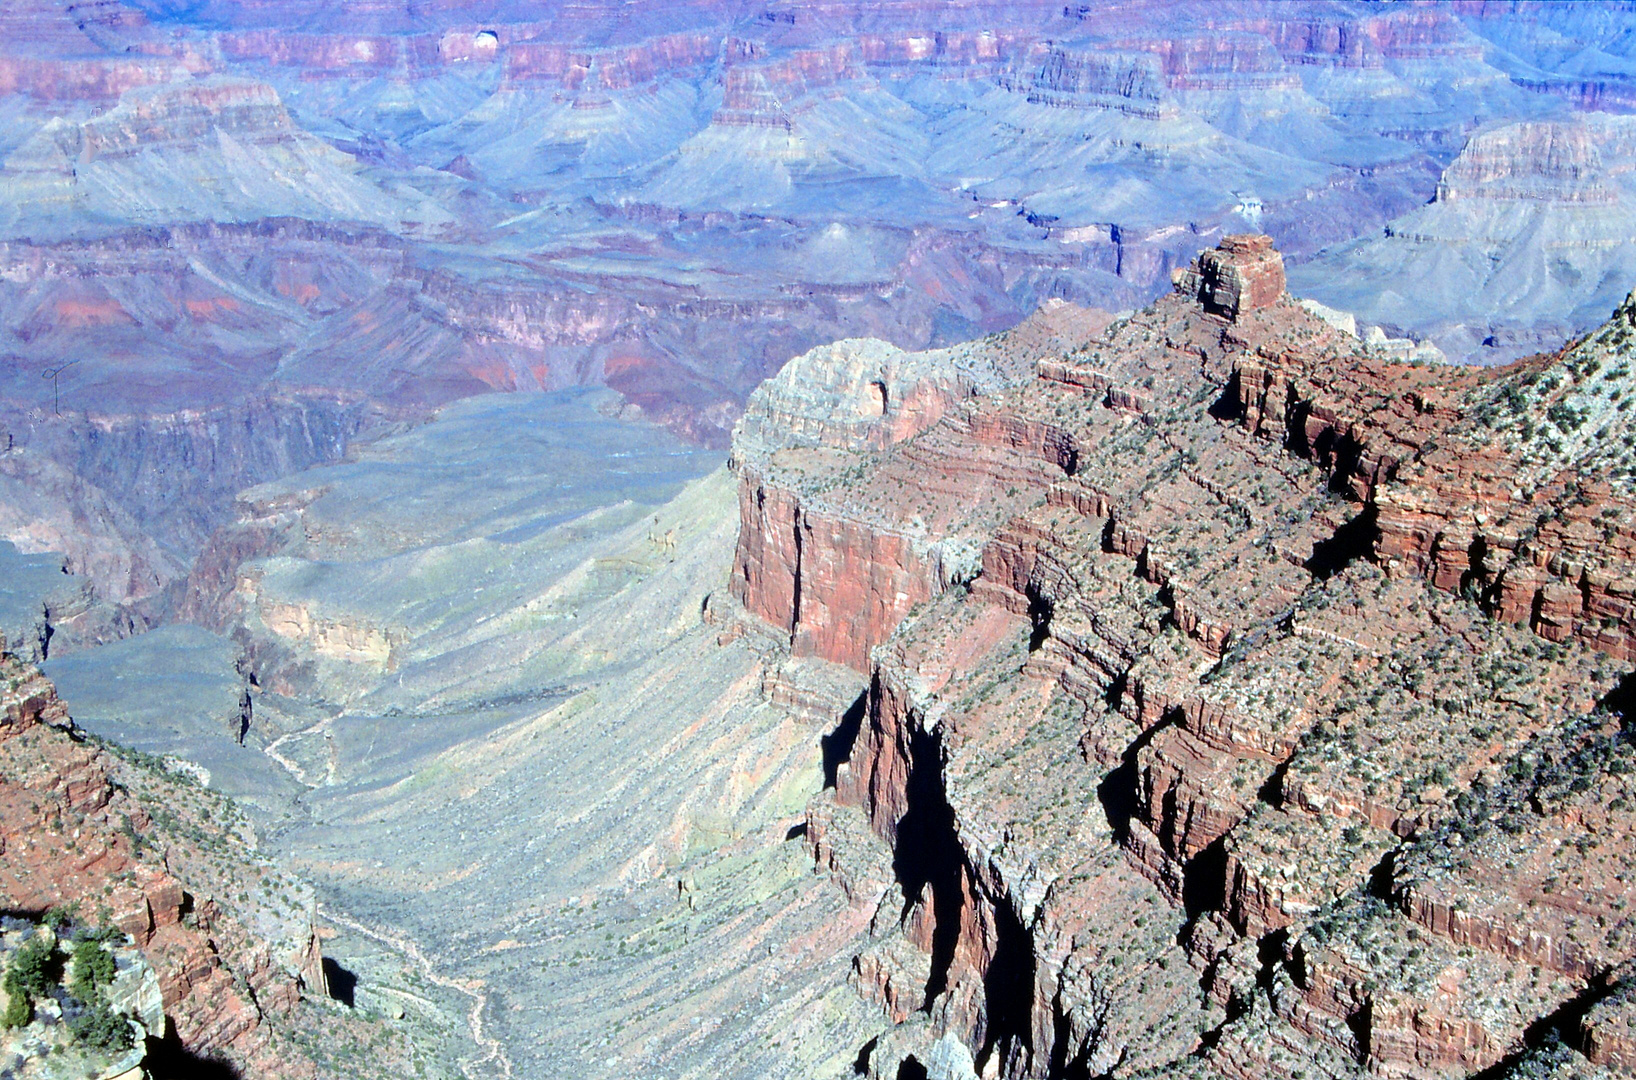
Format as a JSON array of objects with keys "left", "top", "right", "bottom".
[
  {"left": 1174, "top": 233, "right": 1286, "bottom": 320},
  {"left": 729, "top": 303, "right": 1112, "bottom": 670},
  {"left": 0, "top": 652, "right": 411, "bottom": 1076},
  {"left": 729, "top": 236, "right": 1636, "bottom": 1079}
]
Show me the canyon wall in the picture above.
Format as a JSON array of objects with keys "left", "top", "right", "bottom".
[
  {"left": 0, "top": 651, "right": 422, "bottom": 1075},
  {"left": 1294, "top": 113, "right": 1636, "bottom": 363},
  {"left": 729, "top": 304, "right": 1109, "bottom": 670},
  {"left": 731, "top": 236, "right": 1636, "bottom": 1079}
]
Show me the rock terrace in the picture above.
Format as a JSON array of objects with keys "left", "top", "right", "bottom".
[{"left": 727, "top": 235, "right": 1636, "bottom": 1079}]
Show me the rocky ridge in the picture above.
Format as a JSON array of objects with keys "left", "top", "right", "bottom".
[
  {"left": 0, "top": 651, "right": 428, "bottom": 1077},
  {"left": 728, "top": 235, "right": 1636, "bottom": 1078}
]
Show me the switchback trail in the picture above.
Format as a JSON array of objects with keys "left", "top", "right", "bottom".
[{"left": 320, "top": 905, "right": 514, "bottom": 1080}]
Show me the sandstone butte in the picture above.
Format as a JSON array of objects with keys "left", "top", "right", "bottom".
[
  {"left": 0, "top": 652, "right": 416, "bottom": 1076},
  {"left": 727, "top": 234, "right": 1636, "bottom": 1078}
]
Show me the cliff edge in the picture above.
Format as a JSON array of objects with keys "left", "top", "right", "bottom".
[
  {"left": 0, "top": 653, "right": 423, "bottom": 1077},
  {"left": 730, "top": 235, "right": 1636, "bottom": 1079}
]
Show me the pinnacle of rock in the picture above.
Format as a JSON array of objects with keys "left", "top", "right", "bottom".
[{"left": 1174, "top": 233, "right": 1287, "bottom": 321}]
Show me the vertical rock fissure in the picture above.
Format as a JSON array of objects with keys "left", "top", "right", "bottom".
[
  {"left": 1304, "top": 506, "right": 1378, "bottom": 580},
  {"left": 1097, "top": 709, "right": 1174, "bottom": 843},
  {"left": 876, "top": 710, "right": 1045, "bottom": 1074},
  {"left": 1026, "top": 583, "right": 1054, "bottom": 652},
  {"left": 790, "top": 508, "right": 805, "bottom": 635},
  {"left": 1180, "top": 835, "right": 1229, "bottom": 921},
  {"left": 892, "top": 722, "right": 965, "bottom": 1008},
  {"left": 823, "top": 691, "right": 868, "bottom": 789},
  {"left": 976, "top": 891, "right": 1038, "bottom": 1075}
]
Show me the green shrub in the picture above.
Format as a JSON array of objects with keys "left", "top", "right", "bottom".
[
  {"left": 67, "top": 996, "right": 132, "bottom": 1054},
  {"left": 70, "top": 939, "right": 116, "bottom": 999},
  {"left": 1, "top": 987, "right": 28, "bottom": 1028},
  {"left": 5, "top": 936, "right": 58, "bottom": 999}
]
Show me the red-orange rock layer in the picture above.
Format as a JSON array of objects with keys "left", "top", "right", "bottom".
[
  {"left": 0, "top": 653, "right": 328, "bottom": 1078},
  {"left": 737, "top": 236, "right": 1636, "bottom": 1078}
]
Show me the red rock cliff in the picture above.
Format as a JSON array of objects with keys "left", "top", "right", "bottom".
[
  {"left": 0, "top": 653, "right": 348, "bottom": 1077},
  {"left": 736, "top": 236, "right": 1636, "bottom": 1079}
]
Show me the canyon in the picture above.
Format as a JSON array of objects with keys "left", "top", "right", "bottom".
[
  {"left": 4, "top": 0, "right": 1636, "bottom": 626},
  {"left": 4, "top": 2, "right": 1636, "bottom": 1078},
  {"left": 10, "top": 231, "right": 1636, "bottom": 1079}
]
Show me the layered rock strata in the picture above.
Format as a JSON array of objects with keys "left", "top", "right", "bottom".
[
  {"left": 729, "top": 302, "right": 1113, "bottom": 671},
  {"left": 0, "top": 652, "right": 413, "bottom": 1076},
  {"left": 728, "top": 236, "right": 1636, "bottom": 1078}
]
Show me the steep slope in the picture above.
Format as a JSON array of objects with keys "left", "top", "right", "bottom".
[
  {"left": 0, "top": 652, "right": 439, "bottom": 1077},
  {"left": 1294, "top": 116, "right": 1636, "bottom": 362},
  {"left": 730, "top": 234, "right": 1636, "bottom": 1078},
  {"left": 178, "top": 388, "right": 719, "bottom": 705},
  {"left": 0, "top": 541, "right": 86, "bottom": 660},
  {"left": 40, "top": 389, "right": 891, "bottom": 1079}
]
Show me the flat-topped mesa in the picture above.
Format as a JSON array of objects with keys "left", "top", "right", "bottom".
[
  {"left": 728, "top": 306, "right": 1108, "bottom": 669},
  {"left": 731, "top": 337, "right": 1008, "bottom": 460},
  {"left": 1173, "top": 233, "right": 1286, "bottom": 321}
]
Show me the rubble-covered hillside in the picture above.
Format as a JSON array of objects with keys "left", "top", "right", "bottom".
[{"left": 0, "top": 653, "right": 439, "bottom": 1078}]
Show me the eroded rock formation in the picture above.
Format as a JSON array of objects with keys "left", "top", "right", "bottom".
[
  {"left": 0, "top": 652, "right": 412, "bottom": 1076},
  {"left": 730, "top": 302, "right": 1111, "bottom": 670},
  {"left": 729, "top": 235, "right": 1636, "bottom": 1078}
]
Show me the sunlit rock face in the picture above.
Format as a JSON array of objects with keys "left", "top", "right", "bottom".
[
  {"left": 729, "top": 234, "right": 1636, "bottom": 1080},
  {"left": 1175, "top": 233, "right": 1286, "bottom": 321},
  {"left": 7, "top": 3, "right": 1636, "bottom": 1078},
  {"left": 730, "top": 303, "right": 1110, "bottom": 670},
  {"left": 0, "top": 77, "right": 452, "bottom": 236}
]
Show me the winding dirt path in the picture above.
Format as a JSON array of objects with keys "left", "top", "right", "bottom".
[
  {"left": 320, "top": 905, "right": 514, "bottom": 1080},
  {"left": 263, "top": 716, "right": 341, "bottom": 788}
]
